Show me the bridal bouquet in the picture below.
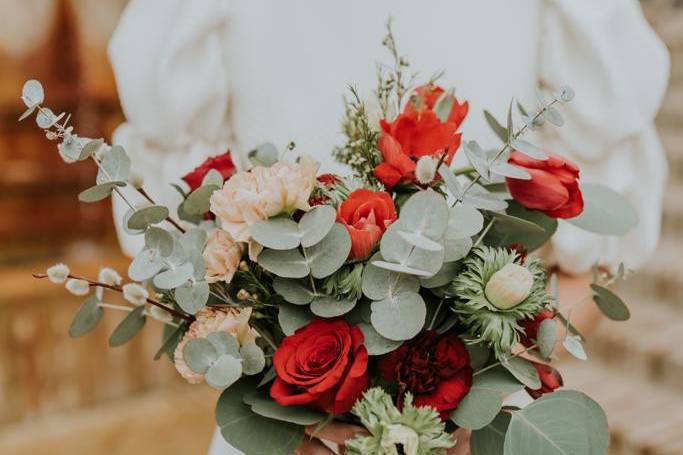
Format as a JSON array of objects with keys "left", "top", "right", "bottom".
[{"left": 21, "top": 27, "right": 636, "bottom": 455}]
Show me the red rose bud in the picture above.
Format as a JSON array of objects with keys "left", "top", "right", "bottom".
[
  {"left": 519, "top": 309, "right": 555, "bottom": 348},
  {"left": 270, "top": 319, "right": 369, "bottom": 415},
  {"left": 336, "top": 189, "right": 397, "bottom": 260},
  {"left": 182, "top": 151, "right": 236, "bottom": 192},
  {"left": 377, "top": 330, "right": 473, "bottom": 419},
  {"left": 526, "top": 362, "right": 563, "bottom": 399},
  {"left": 505, "top": 151, "right": 584, "bottom": 219}
]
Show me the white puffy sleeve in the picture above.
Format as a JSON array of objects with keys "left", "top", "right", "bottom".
[
  {"left": 108, "top": 0, "right": 231, "bottom": 257},
  {"left": 540, "top": 0, "right": 670, "bottom": 274}
]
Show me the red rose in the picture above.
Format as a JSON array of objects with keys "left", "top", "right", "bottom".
[
  {"left": 270, "top": 319, "right": 369, "bottom": 415},
  {"left": 378, "top": 330, "right": 473, "bottom": 419},
  {"left": 519, "top": 309, "right": 555, "bottom": 348},
  {"left": 526, "top": 362, "right": 563, "bottom": 399},
  {"left": 374, "top": 84, "right": 468, "bottom": 189},
  {"left": 336, "top": 189, "right": 397, "bottom": 260},
  {"left": 182, "top": 151, "right": 236, "bottom": 192},
  {"left": 505, "top": 151, "right": 584, "bottom": 219}
]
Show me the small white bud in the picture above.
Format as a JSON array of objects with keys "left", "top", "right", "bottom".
[
  {"left": 149, "top": 305, "right": 173, "bottom": 323},
  {"left": 128, "top": 170, "right": 145, "bottom": 189},
  {"left": 65, "top": 278, "right": 90, "bottom": 296},
  {"left": 47, "top": 263, "right": 70, "bottom": 283},
  {"left": 415, "top": 156, "right": 437, "bottom": 184},
  {"left": 98, "top": 267, "right": 122, "bottom": 286},
  {"left": 485, "top": 263, "right": 534, "bottom": 310},
  {"left": 122, "top": 283, "right": 148, "bottom": 306},
  {"left": 237, "top": 289, "right": 250, "bottom": 301}
]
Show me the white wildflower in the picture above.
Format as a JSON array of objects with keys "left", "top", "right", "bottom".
[
  {"left": 98, "top": 267, "right": 122, "bottom": 286},
  {"left": 122, "top": 283, "right": 148, "bottom": 306},
  {"left": 65, "top": 278, "right": 89, "bottom": 296},
  {"left": 149, "top": 305, "right": 173, "bottom": 324},
  {"left": 415, "top": 156, "right": 437, "bottom": 184},
  {"left": 47, "top": 263, "right": 70, "bottom": 283}
]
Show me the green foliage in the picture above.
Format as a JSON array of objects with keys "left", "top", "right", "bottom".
[
  {"left": 109, "top": 305, "right": 146, "bottom": 347},
  {"left": 78, "top": 181, "right": 126, "bottom": 203},
  {"left": 278, "top": 303, "right": 314, "bottom": 336},
  {"left": 248, "top": 143, "right": 279, "bottom": 167},
  {"left": 470, "top": 412, "right": 510, "bottom": 455},
  {"left": 69, "top": 296, "right": 103, "bottom": 338},
  {"left": 322, "top": 262, "right": 364, "bottom": 301},
  {"left": 244, "top": 391, "right": 326, "bottom": 425},
  {"left": 358, "top": 322, "right": 403, "bottom": 356},
  {"left": 591, "top": 284, "right": 630, "bottom": 321},
  {"left": 567, "top": 183, "right": 638, "bottom": 236}
]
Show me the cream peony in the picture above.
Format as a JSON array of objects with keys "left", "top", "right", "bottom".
[
  {"left": 209, "top": 156, "right": 319, "bottom": 243},
  {"left": 174, "top": 307, "right": 259, "bottom": 384},
  {"left": 203, "top": 229, "right": 245, "bottom": 283}
]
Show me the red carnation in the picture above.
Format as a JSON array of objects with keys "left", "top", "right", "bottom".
[
  {"left": 377, "top": 330, "right": 473, "bottom": 419},
  {"left": 373, "top": 84, "right": 468, "bottom": 189},
  {"left": 519, "top": 309, "right": 555, "bottom": 348},
  {"left": 526, "top": 362, "right": 563, "bottom": 399},
  {"left": 182, "top": 151, "right": 236, "bottom": 192},
  {"left": 270, "top": 319, "right": 369, "bottom": 415},
  {"left": 505, "top": 151, "right": 583, "bottom": 219}
]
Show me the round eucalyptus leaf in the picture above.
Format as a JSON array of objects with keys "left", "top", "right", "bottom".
[
  {"left": 310, "top": 295, "right": 356, "bottom": 318},
  {"left": 240, "top": 343, "right": 266, "bottom": 375},
  {"left": 306, "top": 223, "right": 351, "bottom": 279},
  {"left": 250, "top": 217, "right": 301, "bottom": 250},
  {"left": 465, "top": 141, "right": 491, "bottom": 182},
  {"left": 207, "top": 331, "right": 240, "bottom": 357},
  {"left": 510, "top": 139, "right": 548, "bottom": 160},
  {"left": 122, "top": 208, "right": 146, "bottom": 236},
  {"left": 471, "top": 412, "right": 511, "bottom": 455},
  {"left": 165, "top": 237, "right": 189, "bottom": 267},
  {"left": 298, "top": 205, "right": 336, "bottom": 248},
  {"left": 591, "top": 284, "right": 630, "bottom": 321},
  {"left": 202, "top": 169, "right": 224, "bottom": 187},
  {"left": 545, "top": 106, "right": 564, "bottom": 127},
  {"left": 370, "top": 292, "right": 426, "bottom": 341},
  {"left": 501, "top": 357, "right": 541, "bottom": 390},
  {"left": 537, "top": 318, "right": 557, "bottom": 359},
  {"left": 184, "top": 184, "right": 220, "bottom": 216},
  {"left": 371, "top": 260, "right": 433, "bottom": 278},
  {"left": 68, "top": 296, "right": 103, "bottom": 338},
  {"left": 127, "top": 205, "right": 169, "bottom": 230},
  {"left": 278, "top": 303, "right": 314, "bottom": 336},
  {"left": 466, "top": 343, "right": 491, "bottom": 370},
  {"left": 248, "top": 143, "right": 279, "bottom": 167},
  {"left": 183, "top": 338, "right": 218, "bottom": 374},
  {"left": 96, "top": 145, "right": 131, "bottom": 184},
  {"left": 358, "top": 322, "right": 403, "bottom": 355},
  {"left": 272, "top": 277, "right": 315, "bottom": 305},
  {"left": 438, "top": 164, "right": 463, "bottom": 198},
  {"left": 444, "top": 236, "right": 472, "bottom": 263},
  {"left": 109, "top": 305, "right": 146, "bottom": 347},
  {"left": 488, "top": 201, "right": 557, "bottom": 252},
  {"left": 361, "top": 254, "right": 420, "bottom": 300},
  {"left": 36, "top": 107, "right": 60, "bottom": 128},
  {"left": 128, "top": 248, "right": 164, "bottom": 281},
  {"left": 153, "top": 262, "right": 194, "bottom": 289},
  {"left": 258, "top": 248, "right": 310, "bottom": 278},
  {"left": 380, "top": 223, "right": 413, "bottom": 264},
  {"left": 399, "top": 190, "right": 450, "bottom": 239},
  {"left": 145, "top": 226, "right": 174, "bottom": 257},
  {"left": 175, "top": 281, "right": 209, "bottom": 314},
  {"left": 504, "top": 391, "right": 608, "bottom": 455},
  {"left": 420, "top": 262, "right": 459, "bottom": 288},
  {"left": 247, "top": 394, "right": 326, "bottom": 425},
  {"left": 58, "top": 135, "right": 82, "bottom": 163},
  {"left": 79, "top": 138, "right": 104, "bottom": 161},
  {"left": 180, "top": 228, "right": 208, "bottom": 253},
  {"left": 397, "top": 230, "right": 444, "bottom": 251},
  {"left": 490, "top": 161, "right": 531, "bottom": 180},
  {"left": 22, "top": 80, "right": 44, "bottom": 106},
  {"left": 206, "top": 354, "right": 243, "bottom": 390},
  {"left": 448, "top": 204, "right": 484, "bottom": 239},
  {"left": 379, "top": 224, "right": 445, "bottom": 276},
  {"left": 463, "top": 185, "right": 508, "bottom": 212},
  {"left": 78, "top": 181, "right": 126, "bottom": 203}
]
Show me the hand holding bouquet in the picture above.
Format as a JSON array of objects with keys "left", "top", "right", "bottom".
[{"left": 22, "top": 24, "right": 636, "bottom": 455}]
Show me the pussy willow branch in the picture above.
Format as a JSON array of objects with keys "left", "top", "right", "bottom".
[{"left": 33, "top": 273, "right": 195, "bottom": 323}]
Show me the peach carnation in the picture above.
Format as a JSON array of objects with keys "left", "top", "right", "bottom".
[{"left": 203, "top": 229, "right": 244, "bottom": 283}]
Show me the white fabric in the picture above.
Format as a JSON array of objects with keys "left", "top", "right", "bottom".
[{"left": 106, "top": 2, "right": 669, "bottom": 451}]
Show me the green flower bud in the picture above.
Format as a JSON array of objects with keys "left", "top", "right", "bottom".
[{"left": 485, "top": 263, "right": 533, "bottom": 309}]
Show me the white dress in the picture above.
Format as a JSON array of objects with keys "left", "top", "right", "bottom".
[{"left": 107, "top": 1, "right": 669, "bottom": 453}]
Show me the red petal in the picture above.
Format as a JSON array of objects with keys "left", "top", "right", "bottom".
[{"left": 506, "top": 168, "right": 570, "bottom": 212}]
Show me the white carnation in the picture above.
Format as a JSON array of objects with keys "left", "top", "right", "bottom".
[
  {"left": 415, "top": 156, "right": 437, "bottom": 184},
  {"left": 47, "top": 263, "right": 70, "bottom": 283},
  {"left": 65, "top": 278, "right": 89, "bottom": 296},
  {"left": 98, "top": 267, "right": 122, "bottom": 286},
  {"left": 122, "top": 283, "right": 148, "bottom": 306}
]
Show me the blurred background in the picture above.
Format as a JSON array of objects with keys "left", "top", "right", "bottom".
[{"left": 0, "top": 1, "right": 681, "bottom": 454}]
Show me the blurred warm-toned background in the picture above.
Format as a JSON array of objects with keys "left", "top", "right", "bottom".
[{"left": 0, "top": 1, "right": 681, "bottom": 454}]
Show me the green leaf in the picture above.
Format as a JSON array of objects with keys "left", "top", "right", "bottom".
[
  {"left": 358, "top": 322, "right": 403, "bottom": 355},
  {"left": 501, "top": 357, "right": 541, "bottom": 389},
  {"left": 278, "top": 303, "right": 314, "bottom": 336},
  {"left": 128, "top": 248, "right": 164, "bottom": 281},
  {"left": 153, "top": 262, "right": 194, "bottom": 289},
  {"left": 591, "top": 284, "right": 630, "bottom": 321},
  {"left": 567, "top": 183, "right": 638, "bottom": 236},
  {"left": 22, "top": 80, "right": 44, "bottom": 107},
  {"left": 206, "top": 354, "right": 243, "bottom": 389},
  {"left": 69, "top": 296, "right": 103, "bottom": 338},
  {"left": 489, "top": 161, "right": 531, "bottom": 180},
  {"left": 545, "top": 107, "right": 564, "bottom": 127},
  {"left": 109, "top": 305, "right": 146, "bottom": 347},
  {"left": 248, "top": 143, "right": 279, "bottom": 167},
  {"left": 145, "top": 226, "right": 174, "bottom": 257},
  {"left": 175, "top": 281, "right": 209, "bottom": 314},
  {"left": 504, "top": 391, "right": 608, "bottom": 455},
  {"left": 183, "top": 338, "right": 218, "bottom": 374},
  {"left": 202, "top": 168, "right": 224, "bottom": 187},
  {"left": 207, "top": 332, "right": 240, "bottom": 357},
  {"left": 258, "top": 249, "right": 310, "bottom": 278},
  {"left": 184, "top": 184, "right": 220, "bottom": 216},
  {"left": 379, "top": 224, "right": 445, "bottom": 277},
  {"left": 96, "top": 145, "right": 130, "bottom": 183},
  {"left": 272, "top": 277, "right": 315, "bottom": 305},
  {"left": 400, "top": 190, "right": 450, "bottom": 239},
  {"left": 305, "top": 223, "right": 351, "bottom": 279},
  {"left": 444, "top": 236, "right": 472, "bottom": 263},
  {"left": 563, "top": 336, "right": 588, "bottom": 361},
  {"left": 361, "top": 254, "right": 420, "bottom": 300},
  {"left": 484, "top": 110, "right": 509, "bottom": 143},
  {"left": 154, "top": 323, "right": 186, "bottom": 361},
  {"left": 463, "top": 185, "right": 508, "bottom": 212},
  {"left": 310, "top": 295, "right": 356, "bottom": 318},
  {"left": 78, "top": 181, "right": 126, "bottom": 203},
  {"left": 240, "top": 343, "right": 266, "bottom": 375},
  {"left": 471, "top": 412, "right": 511, "bottom": 455},
  {"left": 438, "top": 164, "right": 463, "bottom": 198},
  {"left": 127, "top": 205, "right": 169, "bottom": 230},
  {"left": 510, "top": 139, "right": 548, "bottom": 160},
  {"left": 448, "top": 204, "right": 484, "bottom": 239},
  {"left": 506, "top": 100, "right": 514, "bottom": 141},
  {"left": 499, "top": 201, "right": 558, "bottom": 252},
  {"left": 216, "top": 379, "right": 304, "bottom": 455},
  {"left": 420, "top": 262, "right": 459, "bottom": 288},
  {"left": 467, "top": 343, "right": 491, "bottom": 370},
  {"left": 464, "top": 140, "right": 491, "bottom": 181},
  {"left": 250, "top": 217, "right": 301, "bottom": 250},
  {"left": 299, "top": 205, "right": 336, "bottom": 248},
  {"left": 79, "top": 138, "right": 104, "bottom": 161},
  {"left": 434, "top": 89, "right": 455, "bottom": 123},
  {"left": 538, "top": 318, "right": 557, "bottom": 359},
  {"left": 370, "top": 292, "right": 426, "bottom": 341},
  {"left": 247, "top": 393, "right": 326, "bottom": 425}
]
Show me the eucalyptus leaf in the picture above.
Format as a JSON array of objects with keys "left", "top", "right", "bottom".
[
  {"left": 128, "top": 248, "right": 164, "bottom": 281},
  {"left": 448, "top": 204, "right": 484, "bottom": 239},
  {"left": 484, "top": 110, "right": 508, "bottom": 143},
  {"left": 69, "top": 296, "right": 103, "bottom": 338},
  {"left": 36, "top": 108, "right": 61, "bottom": 128},
  {"left": 490, "top": 161, "right": 531, "bottom": 180},
  {"left": 175, "top": 281, "right": 209, "bottom": 314},
  {"left": 370, "top": 292, "right": 426, "bottom": 341},
  {"left": 361, "top": 254, "right": 420, "bottom": 300},
  {"left": 79, "top": 138, "right": 104, "bottom": 161},
  {"left": 466, "top": 343, "right": 491, "bottom": 370},
  {"left": 127, "top": 205, "right": 169, "bottom": 230},
  {"left": 183, "top": 338, "right": 218, "bottom": 374},
  {"left": 563, "top": 336, "right": 588, "bottom": 361},
  {"left": 154, "top": 323, "right": 186, "bottom": 361},
  {"left": 207, "top": 332, "right": 240, "bottom": 357},
  {"left": 272, "top": 277, "right": 315, "bottom": 305},
  {"left": 96, "top": 145, "right": 130, "bottom": 184},
  {"left": 250, "top": 217, "right": 301, "bottom": 250},
  {"left": 22, "top": 80, "right": 44, "bottom": 106},
  {"left": 501, "top": 356, "right": 541, "bottom": 390},
  {"left": 248, "top": 143, "right": 279, "bottom": 167},
  {"left": 278, "top": 303, "right": 314, "bottom": 336},
  {"left": 434, "top": 90, "right": 455, "bottom": 123},
  {"left": 78, "top": 181, "right": 126, "bottom": 203},
  {"left": 298, "top": 205, "right": 336, "bottom": 248},
  {"left": 184, "top": 185, "right": 220, "bottom": 216},
  {"left": 420, "top": 262, "right": 459, "bottom": 288},
  {"left": 463, "top": 185, "right": 508, "bottom": 211},
  {"left": 258, "top": 248, "right": 310, "bottom": 278},
  {"left": 153, "top": 262, "right": 194, "bottom": 289},
  {"left": 145, "top": 226, "right": 174, "bottom": 257},
  {"left": 537, "top": 318, "right": 557, "bottom": 359},
  {"left": 545, "top": 107, "right": 564, "bottom": 127},
  {"left": 566, "top": 183, "right": 638, "bottom": 236},
  {"left": 310, "top": 295, "right": 356, "bottom": 318},
  {"left": 438, "top": 164, "right": 463, "bottom": 198},
  {"left": 248, "top": 393, "right": 326, "bottom": 425},
  {"left": 488, "top": 201, "right": 558, "bottom": 252},
  {"left": 464, "top": 141, "right": 491, "bottom": 181},
  {"left": 471, "top": 412, "right": 511, "bottom": 455},
  {"left": 397, "top": 230, "right": 444, "bottom": 251},
  {"left": 591, "top": 284, "right": 630, "bottom": 321},
  {"left": 202, "top": 169, "right": 224, "bottom": 187},
  {"left": 240, "top": 343, "right": 266, "bottom": 375},
  {"left": 358, "top": 322, "right": 403, "bottom": 355},
  {"left": 306, "top": 224, "right": 351, "bottom": 279},
  {"left": 510, "top": 139, "right": 548, "bottom": 160},
  {"left": 109, "top": 305, "right": 146, "bottom": 347},
  {"left": 206, "top": 354, "right": 243, "bottom": 389},
  {"left": 443, "top": 236, "right": 472, "bottom": 263}
]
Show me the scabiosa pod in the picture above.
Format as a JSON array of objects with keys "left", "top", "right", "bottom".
[{"left": 451, "top": 246, "right": 550, "bottom": 357}]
